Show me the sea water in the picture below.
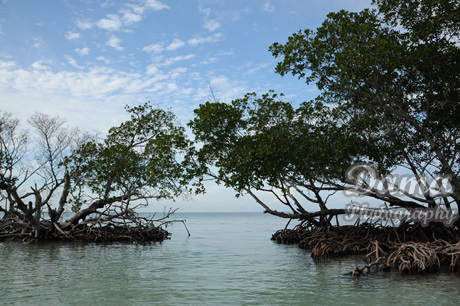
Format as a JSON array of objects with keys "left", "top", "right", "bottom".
[{"left": 0, "top": 212, "right": 459, "bottom": 305}]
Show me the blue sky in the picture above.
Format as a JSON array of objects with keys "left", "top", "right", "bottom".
[{"left": 0, "top": 0, "right": 373, "bottom": 212}]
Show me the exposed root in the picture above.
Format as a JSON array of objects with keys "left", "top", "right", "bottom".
[
  {"left": 57, "top": 223, "right": 170, "bottom": 243},
  {"left": 272, "top": 224, "right": 385, "bottom": 258},
  {"left": 272, "top": 222, "right": 460, "bottom": 276},
  {"left": 387, "top": 242, "right": 440, "bottom": 273},
  {"left": 0, "top": 209, "right": 173, "bottom": 243},
  {"left": 430, "top": 240, "right": 460, "bottom": 272}
]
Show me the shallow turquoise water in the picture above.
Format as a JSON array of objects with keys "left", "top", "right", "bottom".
[{"left": 0, "top": 212, "right": 459, "bottom": 305}]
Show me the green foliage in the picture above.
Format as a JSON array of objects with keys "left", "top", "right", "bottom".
[
  {"left": 66, "top": 103, "right": 194, "bottom": 211},
  {"left": 269, "top": 0, "right": 460, "bottom": 174},
  {"left": 190, "top": 0, "right": 460, "bottom": 212},
  {"left": 190, "top": 91, "right": 373, "bottom": 194}
]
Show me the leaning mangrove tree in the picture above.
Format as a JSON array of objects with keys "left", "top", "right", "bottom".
[
  {"left": 0, "top": 103, "right": 194, "bottom": 242},
  {"left": 189, "top": 0, "right": 460, "bottom": 272}
]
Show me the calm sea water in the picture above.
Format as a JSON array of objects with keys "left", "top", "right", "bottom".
[{"left": 0, "top": 212, "right": 459, "bottom": 305}]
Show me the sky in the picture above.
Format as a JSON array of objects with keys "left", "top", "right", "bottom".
[{"left": 0, "top": 0, "right": 373, "bottom": 212}]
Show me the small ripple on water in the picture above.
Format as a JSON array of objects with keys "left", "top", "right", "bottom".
[{"left": 1, "top": 213, "right": 460, "bottom": 305}]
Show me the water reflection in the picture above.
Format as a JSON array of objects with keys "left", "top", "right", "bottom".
[{"left": 1, "top": 213, "right": 459, "bottom": 305}]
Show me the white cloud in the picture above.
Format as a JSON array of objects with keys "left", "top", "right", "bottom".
[
  {"left": 31, "top": 61, "right": 51, "bottom": 70},
  {"left": 215, "top": 49, "right": 234, "bottom": 57},
  {"left": 0, "top": 61, "right": 15, "bottom": 69},
  {"left": 130, "top": 5, "right": 145, "bottom": 14},
  {"left": 144, "top": 39, "right": 185, "bottom": 53},
  {"left": 0, "top": 60, "right": 251, "bottom": 146},
  {"left": 207, "top": 75, "right": 247, "bottom": 102},
  {"left": 0, "top": 62, "right": 133, "bottom": 99},
  {"left": 169, "top": 67, "right": 188, "bottom": 78},
  {"left": 0, "top": 60, "right": 197, "bottom": 106},
  {"left": 246, "top": 62, "right": 270, "bottom": 74},
  {"left": 121, "top": 10, "right": 142, "bottom": 24},
  {"left": 199, "top": 57, "right": 218, "bottom": 65},
  {"left": 146, "top": 64, "right": 158, "bottom": 75},
  {"left": 65, "top": 31, "right": 80, "bottom": 40},
  {"left": 143, "top": 43, "right": 163, "bottom": 53},
  {"left": 166, "top": 83, "right": 177, "bottom": 91},
  {"left": 188, "top": 75, "right": 251, "bottom": 103},
  {"left": 93, "top": 0, "right": 168, "bottom": 32},
  {"left": 199, "top": 7, "right": 221, "bottom": 32},
  {"left": 96, "top": 56, "right": 110, "bottom": 64},
  {"left": 188, "top": 33, "right": 222, "bottom": 46},
  {"left": 64, "top": 55, "right": 83, "bottom": 69},
  {"left": 97, "top": 14, "right": 122, "bottom": 31},
  {"left": 75, "top": 47, "right": 90, "bottom": 56},
  {"left": 107, "top": 35, "right": 123, "bottom": 51},
  {"left": 75, "top": 19, "right": 93, "bottom": 30},
  {"left": 204, "top": 19, "right": 221, "bottom": 32},
  {"left": 166, "top": 39, "right": 185, "bottom": 51},
  {"left": 161, "top": 54, "right": 196, "bottom": 66},
  {"left": 32, "top": 37, "right": 44, "bottom": 49},
  {"left": 198, "top": 6, "right": 211, "bottom": 19},
  {"left": 262, "top": 1, "right": 275, "bottom": 13},
  {"left": 0, "top": 65, "right": 134, "bottom": 133},
  {"left": 143, "top": 0, "right": 169, "bottom": 10}
]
